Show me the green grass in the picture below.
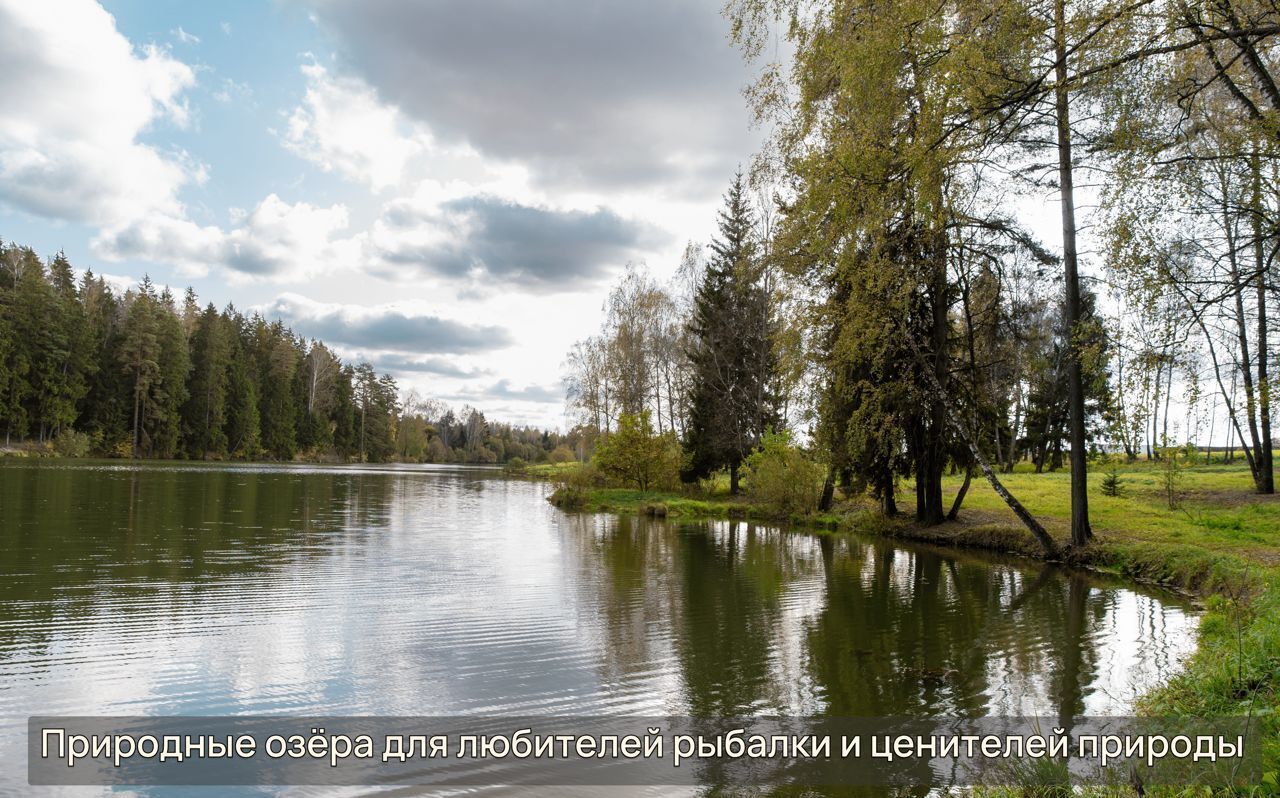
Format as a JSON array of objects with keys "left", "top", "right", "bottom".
[
  {"left": 551, "top": 485, "right": 844, "bottom": 529},
  {"left": 543, "top": 458, "right": 1280, "bottom": 571},
  {"left": 944, "top": 460, "right": 1280, "bottom": 573},
  {"left": 522, "top": 461, "right": 580, "bottom": 479}
]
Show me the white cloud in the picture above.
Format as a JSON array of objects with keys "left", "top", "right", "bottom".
[
  {"left": 222, "top": 195, "right": 358, "bottom": 275},
  {"left": 281, "top": 62, "right": 429, "bottom": 191},
  {"left": 220, "top": 21, "right": 232, "bottom": 35},
  {"left": 0, "top": 0, "right": 199, "bottom": 227},
  {"left": 172, "top": 26, "right": 200, "bottom": 45},
  {"left": 212, "top": 78, "right": 252, "bottom": 104},
  {"left": 96, "top": 193, "right": 361, "bottom": 281},
  {"left": 96, "top": 271, "right": 141, "bottom": 295}
]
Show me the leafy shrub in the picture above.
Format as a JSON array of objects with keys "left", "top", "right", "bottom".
[
  {"left": 593, "top": 411, "right": 680, "bottom": 491},
  {"left": 55, "top": 433, "right": 93, "bottom": 457},
  {"left": 548, "top": 445, "right": 576, "bottom": 464},
  {"left": 548, "top": 461, "right": 607, "bottom": 509},
  {"left": 549, "top": 484, "right": 587, "bottom": 509},
  {"left": 565, "top": 461, "right": 607, "bottom": 489},
  {"left": 743, "top": 429, "right": 825, "bottom": 518},
  {"left": 504, "top": 456, "right": 528, "bottom": 473}
]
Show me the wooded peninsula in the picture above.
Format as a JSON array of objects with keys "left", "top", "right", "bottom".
[{"left": 0, "top": 245, "right": 573, "bottom": 465}]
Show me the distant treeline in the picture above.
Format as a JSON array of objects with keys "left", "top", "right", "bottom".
[{"left": 0, "top": 240, "right": 572, "bottom": 464}]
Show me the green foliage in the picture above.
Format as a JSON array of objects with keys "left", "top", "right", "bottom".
[
  {"left": 353, "top": 362, "right": 398, "bottom": 463},
  {"left": 1021, "top": 290, "right": 1113, "bottom": 473},
  {"left": 743, "top": 429, "right": 825, "bottom": 518},
  {"left": 548, "top": 445, "right": 575, "bottom": 464},
  {"left": 594, "top": 411, "right": 681, "bottom": 491},
  {"left": 51, "top": 430, "right": 91, "bottom": 458},
  {"left": 1100, "top": 462, "right": 1126, "bottom": 497},
  {"left": 682, "top": 173, "right": 780, "bottom": 489},
  {"left": 182, "top": 304, "right": 231, "bottom": 458},
  {"left": 547, "top": 461, "right": 607, "bottom": 509},
  {"left": 0, "top": 238, "right": 569, "bottom": 465},
  {"left": 1138, "top": 570, "right": 1279, "bottom": 784}
]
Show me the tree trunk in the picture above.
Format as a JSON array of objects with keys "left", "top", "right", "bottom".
[
  {"left": 903, "top": 321, "right": 1056, "bottom": 555},
  {"left": 1150, "top": 349, "right": 1164, "bottom": 458},
  {"left": 916, "top": 235, "right": 949, "bottom": 527},
  {"left": 1006, "top": 386, "right": 1023, "bottom": 472},
  {"left": 947, "top": 466, "right": 973, "bottom": 521},
  {"left": 1055, "top": 0, "right": 1091, "bottom": 545},
  {"left": 1252, "top": 152, "right": 1275, "bottom": 493},
  {"left": 1230, "top": 198, "right": 1265, "bottom": 485},
  {"left": 881, "top": 467, "right": 898, "bottom": 516},
  {"left": 819, "top": 467, "right": 835, "bottom": 512},
  {"left": 1162, "top": 354, "right": 1174, "bottom": 447},
  {"left": 131, "top": 375, "right": 141, "bottom": 460}
]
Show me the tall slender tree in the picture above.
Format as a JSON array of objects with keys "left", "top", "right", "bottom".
[{"left": 682, "top": 173, "right": 780, "bottom": 493}]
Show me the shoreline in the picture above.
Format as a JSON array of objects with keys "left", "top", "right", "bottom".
[
  {"left": 535, "top": 469, "right": 1279, "bottom": 776},
  {"left": 541, "top": 481, "right": 1246, "bottom": 597},
  {"left": 0, "top": 446, "right": 518, "bottom": 469}
]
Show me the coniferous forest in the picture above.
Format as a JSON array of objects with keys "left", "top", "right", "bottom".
[{"left": 0, "top": 241, "right": 569, "bottom": 464}]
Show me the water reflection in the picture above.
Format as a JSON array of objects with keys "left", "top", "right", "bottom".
[{"left": 0, "top": 461, "right": 1198, "bottom": 797}]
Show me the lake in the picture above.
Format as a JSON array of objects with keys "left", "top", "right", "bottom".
[{"left": 0, "top": 460, "right": 1198, "bottom": 796}]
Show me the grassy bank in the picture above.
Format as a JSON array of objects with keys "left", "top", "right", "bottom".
[
  {"left": 539, "top": 459, "right": 1279, "bottom": 581},
  {"left": 539, "top": 458, "right": 1279, "bottom": 789}
]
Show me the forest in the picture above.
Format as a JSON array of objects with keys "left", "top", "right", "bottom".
[
  {"left": 0, "top": 242, "right": 571, "bottom": 465},
  {"left": 561, "top": 0, "right": 1279, "bottom": 554}
]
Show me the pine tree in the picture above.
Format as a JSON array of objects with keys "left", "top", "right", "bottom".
[
  {"left": 182, "top": 303, "right": 232, "bottom": 458},
  {"left": 48, "top": 253, "right": 94, "bottom": 438},
  {"left": 78, "top": 270, "right": 128, "bottom": 450},
  {"left": 118, "top": 280, "right": 162, "bottom": 457},
  {"left": 253, "top": 320, "right": 300, "bottom": 460},
  {"left": 331, "top": 364, "right": 358, "bottom": 459},
  {"left": 681, "top": 173, "right": 780, "bottom": 493},
  {"left": 149, "top": 288, "right": 191, "bottom": 458},
  {"left": 19, "top": 253, "right": 63, "bottom": 441},
  {"left": 223, "top": 310, "right": 261, "bottom": 459}
]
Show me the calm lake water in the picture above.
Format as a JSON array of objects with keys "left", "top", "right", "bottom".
[{"left": 0, "top": 460, "right": 1198, "bottom": 796}]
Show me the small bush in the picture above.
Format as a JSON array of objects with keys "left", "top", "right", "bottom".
[
  {"left": 503, "top": 456, "right": 528, "bottom": 473},
  {"left": 548, "top": 445, "right": 575, "bottom": 464},
  {"left": 594, "top": 411, "right": 681, "bottom": 491},
  {"left": 549, "top": 483, "right": 589, "bottom": 509},
  {"left": 548, "top": 461, "right": 607, "bottom": 509},
  {"left": 743, "top": 429, "right": 825, "bottom": 518}
]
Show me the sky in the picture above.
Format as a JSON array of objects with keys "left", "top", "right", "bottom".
[{"left": 0, "top": 0, "right": 765, "bottom": 429}]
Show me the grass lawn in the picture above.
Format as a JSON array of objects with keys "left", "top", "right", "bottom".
[{"left": 949, "top": 460, "right": 1280, "bottom": 570}]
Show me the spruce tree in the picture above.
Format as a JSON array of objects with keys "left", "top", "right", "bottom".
[
  {"left": 682, "top": 173, "right": 779, "bottom": 492},
  {"left": 150, "top": 287, "right": 191, "bottom": 458},
  {"left": 118, "top": 279, "right": 162, "bottom": 457},
  {"left": 182, "top": 303, "right": 231, "bottom": 458}
]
